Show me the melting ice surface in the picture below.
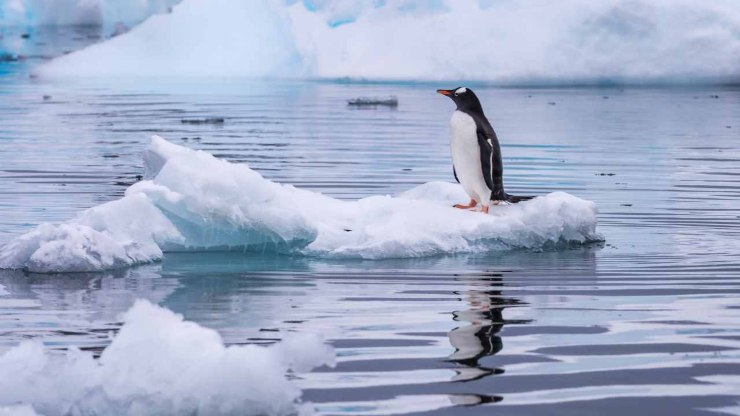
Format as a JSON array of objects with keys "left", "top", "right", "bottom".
[
  {"left": 0, "top": 299, "right": 334, "bottom": 416},
  {"left": 0, "top": 136, "right": 599, "bottom": 273},
  {"left": 29, "top": 0, "right": 740, "bottom": 83}
]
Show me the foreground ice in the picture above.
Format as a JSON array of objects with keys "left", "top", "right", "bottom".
[
  {"left": 34, "top": 0, "right": 740, "bottom": 83},
  {"left": 0, "top": 299, "right": 334, "bottom": 416},
  {"left": 0, "top": 136, "right": 601, "bottom": 273}
]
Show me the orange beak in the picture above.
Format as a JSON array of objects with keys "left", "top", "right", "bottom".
[{"left": 437, "top": 89, "right": 453, "bottom": 96}]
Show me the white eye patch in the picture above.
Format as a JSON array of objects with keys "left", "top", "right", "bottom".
[{"left": 455, "top": 87, "right": 467, "bottom": 95}]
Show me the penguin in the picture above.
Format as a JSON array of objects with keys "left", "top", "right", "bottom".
[{"left": 437, "top": 87, "right": 532, "bottom": 214}]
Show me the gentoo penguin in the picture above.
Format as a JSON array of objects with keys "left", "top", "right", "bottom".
[{"left": 437, "top": 87, "right": 532, "bottom": 214}]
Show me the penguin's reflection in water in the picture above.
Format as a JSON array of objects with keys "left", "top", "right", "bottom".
[{"left": 447, "top": 273, "right": 523, "bottom": 382}]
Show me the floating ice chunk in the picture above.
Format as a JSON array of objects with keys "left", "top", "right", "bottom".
[
  {"left": 347, "top": 96, "right": 398, "bottom": 107},
  {"left": 0, "top": 193, "right": 182, "bottom": 273},
  {"left": 0, "top": 136, "right": 602, "bottom": 273},
  {"left": 0, "top": 299, "right": 334, "bottom": 416}
]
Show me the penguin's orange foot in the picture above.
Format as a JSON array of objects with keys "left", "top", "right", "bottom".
[
  {"left": 453, "top": 199, "right": 478, "bottom": 210},
  {"left": 481, "top": 205, "right": 489, "bottom": 214}
]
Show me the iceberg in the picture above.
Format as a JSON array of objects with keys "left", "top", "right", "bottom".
[
  {"left": 33, "top": 0, "right": 740, "bottom": 84},
  {"left": 0, "top": 136, "right": 601, "bottom": 273},
  {"left": 35, "top": 0, "right": 302, "bottom": 78},
  {"left": 0, "top": 299, "right": 334, "bottom": 416},
  {"left": 0, "top": 0, "right": 181, "bottom": 29}
]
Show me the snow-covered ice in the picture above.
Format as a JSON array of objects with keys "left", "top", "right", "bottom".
[
  {"left": 31, "top": 0, "right": 740, "bottom": 84},
  {"left": 0, "top": 136, "right": 602, "bottom": 272},
  {"left": 0, "top": 136, "right": 601, "bottom": 273},
  {"left": 0, "top": 299, "right": 334, "bottom": 416}
]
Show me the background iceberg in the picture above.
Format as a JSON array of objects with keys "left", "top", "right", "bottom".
[
  {"left": 0, "top": 0, "right": 180, "bottom": 30},
  {"left": 0, "top": 136, "right": 601, "bottom": 273},
  {"left": 28, "top": 0, "right": 740, "bottom": 84},
  {"left": 0, "top": 299, "right": 334, "bottom": 415}
]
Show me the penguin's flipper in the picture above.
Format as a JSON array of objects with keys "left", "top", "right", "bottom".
[
  {"left": 474, "top": 119, "right": 534, "bottom": 204},
  {"left": 453, "top": 166, "right": 460, "bottom": 183},
  {"left": 477, "top": 136, "right": 495, "bottom": 192}
]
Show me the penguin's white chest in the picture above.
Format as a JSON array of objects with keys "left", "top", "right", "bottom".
[{"left": 449, "top": 111, "right": 491, "bottom": 203}]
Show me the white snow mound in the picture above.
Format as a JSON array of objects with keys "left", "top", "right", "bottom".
[
  {"left": 0, "top": 136, "right": 601, "bottom": 273},
  {"left": 0, "top": 299, "right": 334, "bottom": 416}
]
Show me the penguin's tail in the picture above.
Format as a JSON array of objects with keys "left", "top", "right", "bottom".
[{"left": 504, "top": 193, "right": 535, "bottom": 204}]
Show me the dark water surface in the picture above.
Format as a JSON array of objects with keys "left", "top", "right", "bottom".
[{"left": 1, "top": 30, "right": 740, "bottom": 415}]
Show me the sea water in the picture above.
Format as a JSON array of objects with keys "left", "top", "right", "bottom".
[{"left": 1, "top": 31, "right": 740, "bottom": 416}]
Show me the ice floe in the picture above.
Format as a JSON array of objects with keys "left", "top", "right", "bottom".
[
  {"left": 0, "top": 136, "right": 601, "bottom": 273},
  {"left": 0, "top": 299, "right": 334, "bottom": 416}
]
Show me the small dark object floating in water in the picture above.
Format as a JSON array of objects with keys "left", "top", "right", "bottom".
[
  {"left": 596, "top": 172, "right": 616, "bottom": 176},
  {"left": 548, "top": 102, "right": 557, "bottom": 106},
  {"left": 181, "top": 117, "right": 225, "bottom": 124},
  {"left": 347, "top": 96, "right": 398, "bottom": 107},
  {"left": 21, "top": 33, "right": 30, "bottom": 39},
  {"left": 43, "top": 95, "right": 52, "bottom": 101}
]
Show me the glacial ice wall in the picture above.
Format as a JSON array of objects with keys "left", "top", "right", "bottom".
[
  {"left": 0, "top": 299, "right": 335, "bottom": 415},
  {"left": 0, "top": 0, "right": 180, "bottom": 29},
  {"left": 31, "top": 0, "right": 740, "bottom": 84},
  {"left": 0, "top": 136, "right": 600, "bottom": 273}
]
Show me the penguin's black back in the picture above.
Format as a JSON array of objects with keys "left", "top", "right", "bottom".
[{"left": 454, "top": 89, "right": 533, "bottom": 203}]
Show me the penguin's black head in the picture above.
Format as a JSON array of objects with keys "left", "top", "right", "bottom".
[{"left": 437, "top": 87, "right": 484, "bottom": 115}]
